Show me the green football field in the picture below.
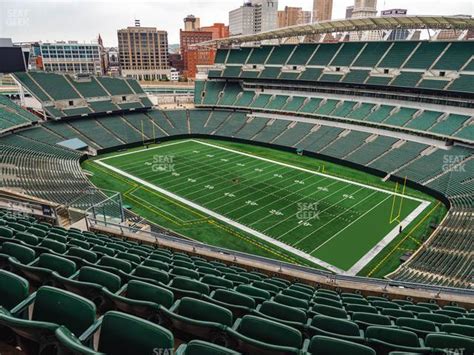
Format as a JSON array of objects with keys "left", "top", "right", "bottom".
[{"left": 93, "top": 139, "right": 431, "bottom": 274}]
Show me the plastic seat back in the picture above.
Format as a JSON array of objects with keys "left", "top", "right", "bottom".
[
  {"left": 0, "top": 270, "right": 29, "bottom": 311},
  {"left": 237, "top": 314, "right": 302, "bottom": 348},
  {"left": 176, "top": 297, "right": 233, "bottom": 326},
  {"left": 98, "top": 311, "right": 174, "bottom": 354},
  {"left": 33, "top": 286, "right": 96, "bottom": 336},
  {"left": 126, "top": 280, "right": 174, "bottom": 309},
  {"left": 78, "top": 266, "right": 122, "bottom": 293},
  {"left": 308, "top": 335, "right": 376, "bottom": 355},
  {"left": 39, "top": 253, "right": 76, "bottom": 277},
  {"left": 1, "top": 242, "right": 36, "bottom": 264}
]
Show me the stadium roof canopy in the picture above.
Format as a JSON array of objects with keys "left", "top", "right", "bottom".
[{"left": 197, "top": 15, "right": 474, "bottom": 47}]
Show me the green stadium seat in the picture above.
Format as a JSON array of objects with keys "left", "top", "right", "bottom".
[
  {"left": 312, "top": 296, "right": 343, "bottom": 309},
  {"left": 395, "top": 317, "right": 438, "bottom": 339},
  {"left": 380, "top": 308, "right": 415, "bottom": 320},
  {"left": 343, "top": 297, "right": 369, "bottom": 306},
  {"left": 164, "top": 297, "right": 233, "bottom": 342},
  {"left": 56, "top": 311, "right": 174, "bottom": 355},
  {"left": 455, "top": 317, "right": 474, "bottom": 327},
  {"left": 417, "top": 302, "right": 440, "bottom": 311},
  {"left": 0, "top": 286, "right": 96, "bottom": 355},
  {"left": 345, "top": 304, "right": 378, "bottom": 314},
  {"left": 175, "top": 339, "right": 240, "bottom": 355},
  {"left": 168, "top": 276, "right": 210, "bottom": 299},
  {"left": 402, "top": 304, "right": 432, "bottom": 314},
  {"left": 235, "top": 284, "right": 271, "bottom": 304},
  {"left": 15, "top": 232, "right": 40, "bottom": 246},
  {"left": 204, "top": 289, "right": 255, "bottom": 318},
  {"left": 223, "top": 274, "right": 249, "bottom": 286},
  {"left": 0, "top": 242, "right": 36, "bottom": 267},
  {"left": 273, "top": 293, "right": 309, "bottom": 310},
  {"left": 130, "top": 265, "right": 169, "bottom": 285},
  {"left": 425, "top": 333, "right": 474, "bottom": 354},
  {"left": 97, "top": 256, "right": 133, "bottom": 273},
  {"left": 307, "top": 315, "right": 365, "bottom": 343},
  {"left": 306, "top": 335, "right": 376, "bottom": 355},
  {"left": 104, "top": 280, "right": 173, "bottom": 323},
  {"left": 281, "top": 288, "right": 312, "bottom": 301},
  {"left": 66, "top": 247, "right": 98, "bottom": 264},
  {"left": 171, "top": 266, "right": 200, "bottom": 280},
  {"left": 310, "top": 304, "right": 348, "bottom": 319},
  {"left": 418, "top": 312, "right": 453, "bottom": 326},
  {"left": 366, "top": 326, "right": 430, "bottom": 353},
  {"left": 352, "top": 312, "right": 392, "bottom": 330},
  {"left": 142, "top": 258, "right": 169, "bottom": 272},
  {"left": 53, "top": 266, "right": 121, "bottom": 312},
  {"left": 201, "top": 275, "right": 234, "bottom": 290},
  {"left": 0, "top": 270, "right": 29, "bottom": 312},
  {"left": 227, "top": 315, "right": 302, "bottom": 355},
  {"left": 11, "top": 253, "right": 76, "bottom": 286},
  {"left": 252, "top": 301, "right": 307, "bottom": 331},
  {"left": 440, "top": 323, "right": 474, "bottom": 338}
]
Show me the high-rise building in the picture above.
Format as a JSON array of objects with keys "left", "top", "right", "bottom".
[
  {"left": 184, "top": 15, "right": 201, "bottom": 31},
  {"left": 345, "top": 6, "right": 354, "bottom": 19},
  {"left": 35, "top": 41, "right": 103, "bottom": 75},
  {"left": 229, "top": 0, "right": 278, "bottom": 36},
  {"left": 200, "top": 23, "right": 230, "bottom": 39},
  {"left": 180, "top": 30, "right": 213, "bottom": 74},
  {"left": 352, "top": 0, "right": 377, "bottom": 18},
  {"left": 312, "top": 0, "right": 333, "bottom": 22},
  {"left": 117, "top": 22, "right": 170, "bottom": 81},
  {"left": 278, "top": 6, "right": 311, "bottom": 28},
  {"left": 351, "top": 0, "right": 380, "bottom": 40},
  {"left": 180, "top": 20, "right": 228, "bottom": 79}
]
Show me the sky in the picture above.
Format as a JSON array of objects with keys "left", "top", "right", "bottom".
[{"left": 0, "top": 0, "right": 472, "bottom": 46}]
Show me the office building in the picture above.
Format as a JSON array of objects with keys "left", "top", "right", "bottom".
[
  {"left": 229, "top": 0, "right": 278, "bottom": 36},
  {"left": 35, "top": 41, "right": 102, "bottom": 75},
  {"left": 117, "top": 22, "right": 170, "bottom": 81},
  {"left": 278, "top": 6, "right": 311, "bottom": 28},
  {"left": 184, "top": 15, "right": 200, "bottom": 31},
  {"left": 346, "top": 6, "right": 354, "bottom": 19},
  {"left": 352, "top": 0, "right": 377, "bottom": 18},
  {"left": 313, "top": 0, "right": 333, "bottom": 22}
]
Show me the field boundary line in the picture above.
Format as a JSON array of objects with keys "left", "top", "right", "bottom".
[
  {"left": 96, "top": 159, "right": 344, "bottom": 274},
  {"left": 97, "top": 139, "right": 191, "bottom": 161},
  {"left": 191, "top": 140, "right": 428, "bottom": 204}
]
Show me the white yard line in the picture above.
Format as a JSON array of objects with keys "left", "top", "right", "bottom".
[
  {"left": 345, "top": 200, "right": 431, "bottom": 276},
  {"left": 191, "top": 140, "right": 428, "bottom": 204},
  {"left": 98, "top": 139, "right": 190, "bottom": 161},
  {"left": 95, "top": 159, "right": 344, "bottom": 274}
]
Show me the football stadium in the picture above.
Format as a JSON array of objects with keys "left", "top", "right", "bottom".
[{"left": 0, "top": 14, "right": 473, "bottom": 355}]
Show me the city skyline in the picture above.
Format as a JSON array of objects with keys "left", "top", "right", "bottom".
[{"left": 1, "top": 0, "right": 472, "bottom": 46}]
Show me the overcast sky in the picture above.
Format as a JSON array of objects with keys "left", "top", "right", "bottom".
[{"left": 0, "top": 0, "right": 472, "bottom": 46}]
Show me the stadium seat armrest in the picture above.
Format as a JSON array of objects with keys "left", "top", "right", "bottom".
[
  {"left": 116, "top": 283, "right": 128, "bottom": 295},
  {"left": 56, "top": 326, "right": 104, "bottom": 355},
  {"left": 301, "top": 338, "right": 311, "bottom": 352},
  {"left": 10, "top": 291, "right": 36, "bottom": 317},
  {"left": 232, "top": 317, "right": 242, "bottom": 330},
  {"left": 79, "top": 316, "right": 103, "bottom": 343},
  {"left": 174, "top": 343, "right": 187, "bottom": 355}
]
